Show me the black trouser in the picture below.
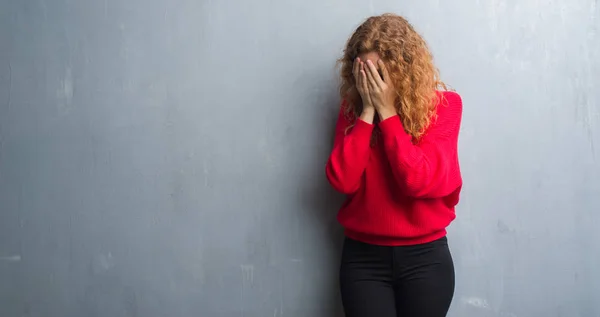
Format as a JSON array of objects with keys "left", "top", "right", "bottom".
[{"left": 339, "top": 236, "right": 455, "bottom": 317}]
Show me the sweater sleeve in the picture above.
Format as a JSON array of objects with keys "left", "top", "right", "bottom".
[
  {"left": 378, "top": 91, "right": 463, "bottom": 198},
  {"left": 325, "top": 100, "right": 374, "bottom": 194}
]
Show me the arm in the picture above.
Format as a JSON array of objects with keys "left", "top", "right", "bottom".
[
  {"left": 378, "top": 92, "right": 463, "bottom": 198},
  {"left": 325, "top": 100, "right": 374, "bottom": 194}
]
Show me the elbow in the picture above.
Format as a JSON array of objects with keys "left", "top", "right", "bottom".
[
  {"left": 401, "top": 183, "right": 430, "bottom": 198},
  {"left": 332, "top": 182, "right": 359, "bottom": 195},
  {"left": 399, "top": 162, "right": 459, "bottom": 198},
  {"left": 398, "top": 171, "right": 434, "bottom": 198},
  {"left": 401, "top": 176, "right": 460, "bottom": 199},
  {"left": 325, "top": 166, "right": 359, "bottom": 195}
]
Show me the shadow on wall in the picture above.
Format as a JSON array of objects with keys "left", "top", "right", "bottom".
[
  {"left": 240, "top": 64, "right": 346, "bottom": 316},
  {"left": 298, "top": 83, "right": 346, "bottom": 317}
]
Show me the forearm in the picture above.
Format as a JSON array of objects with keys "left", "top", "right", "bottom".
[
  {"left": 326, "top": 114, "right": 374, "bottom": 194},
  {"left": 379, "top": 115, "right": 461, "bottom": 198}
]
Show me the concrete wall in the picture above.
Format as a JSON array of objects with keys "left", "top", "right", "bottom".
[{"left": 1, "top": 0, "right": 599, "bottom": 316}]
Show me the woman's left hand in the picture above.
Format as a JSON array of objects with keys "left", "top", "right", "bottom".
[{"left": 364, "top": 59, "right": 397, "bottom": 120}]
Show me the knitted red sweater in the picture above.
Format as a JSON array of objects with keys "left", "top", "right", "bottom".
[{"left": 326, "top": 91, "right": 463, "bottom": 246}]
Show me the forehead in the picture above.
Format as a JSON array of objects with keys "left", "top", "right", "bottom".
[{"left": 357, "top": 51, "right": 381, "bottom": 63}]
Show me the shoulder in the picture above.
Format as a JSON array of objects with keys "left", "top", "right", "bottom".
[
  {"left": 335, "top": 99, "right": 356, "bottom": 127},
  {"left": 340, "top": 98, "right": 350, "bottom": 110},
  {"left": 339, "top": 98, "right": 357, "bottom": 118},
  {"left": 425, "top": 91, "right": 462, "bottom": 135},
  {"left": 439, "top": 90, "right": 462, "bottom": 110},
  {"left": 434, "top": 90, "right": 462, "bottom": 119}
]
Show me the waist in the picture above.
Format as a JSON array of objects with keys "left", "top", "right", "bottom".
[
  {"left": 337, "top": 198, "right": 456, "bottom": 246},
  {"left": 344, "top": 228, "right": 448, "bottom": 246}
]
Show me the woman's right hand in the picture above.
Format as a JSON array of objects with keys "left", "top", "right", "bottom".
[{"left": 353, "top": 58, "right": 375, "bottom": 123}]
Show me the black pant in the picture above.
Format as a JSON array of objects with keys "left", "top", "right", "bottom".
[{"left": 339, "top": 236, "right": 455, "bottom": 317}]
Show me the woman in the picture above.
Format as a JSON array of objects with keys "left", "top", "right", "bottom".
[{"left": 326, "top": 14, "right": 462, "bottom": 317}]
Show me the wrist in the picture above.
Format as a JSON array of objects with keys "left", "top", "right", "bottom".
[
  {"left": 377, "top": 107, "right": 396, "bottom": 121},
  {"left": 361, "top": 107, "right": 375, "bottom": 116},
  {"left": 359, "top": 107, "right": 375, "bottom": 124}
]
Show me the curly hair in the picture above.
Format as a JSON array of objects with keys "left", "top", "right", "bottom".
[{"left": 338, "top": 13, "right": 447, "bottom": 140}]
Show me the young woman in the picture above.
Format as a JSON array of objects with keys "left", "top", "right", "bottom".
[{"left": 326, "top": 14, "right": 463, "bottom": 317}]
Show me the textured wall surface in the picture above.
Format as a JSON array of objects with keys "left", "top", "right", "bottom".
[{"left": 1, "top": 1, "right": 599, "bottom": 316}]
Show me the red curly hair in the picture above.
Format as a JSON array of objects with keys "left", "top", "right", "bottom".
[{"left": 338, "top": 13, "right": 448, "bottom": 140}]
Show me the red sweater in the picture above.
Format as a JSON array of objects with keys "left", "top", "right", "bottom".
[{"left": 326, "top": 91, "right": 463, "bottom": 246}]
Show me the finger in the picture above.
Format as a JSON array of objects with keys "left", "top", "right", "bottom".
[
  {"left": 378, "top": 59, "right": 390, "bottom": 83},
  {"left": 358, "top": 69, "right": 369, "bottom": 94},
  {"left": 360, "top": 69, "right": 371, "bottom": 100},
  {"left": 353, "top": 57, "right": 360, "bottom": 81},
  {"left": 358, "top": 61, "right": 365, "bottom": 84},
  {"left": 364, "top": 61, "right": 379, "bottom": 90},
  {"left": 360, "top": 62, "right": 368, "bottom": 87},
  {"left": 366, "top": 60, "right": 385, "bottom": 87},
  {"left": 359, "top": 67, "right": 368, "bottom": 96},
  {"left": 355, "top": 61, "right": 362, "bottom": 88}
]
